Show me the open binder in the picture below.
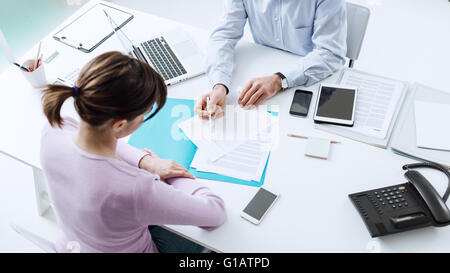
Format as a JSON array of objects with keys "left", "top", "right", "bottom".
[
  {"left": 390, "top": 83, "right": 450, "bottom": 168},
  {"left": 128, "top": 98, "right": 271, "bottom": 187},
  {"left": 315, "top": 68, "right": 450, "bottom": 167},
  {"left": 315, "top": 68, "right": 408, "bottom": 149},
  {"left": 53, "top": 3, "right": 133, "bottom": 53}
]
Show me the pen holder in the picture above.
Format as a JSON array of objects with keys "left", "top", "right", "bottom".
[{"left": 21, "top": 59, "right": 47, "bottom": 88}]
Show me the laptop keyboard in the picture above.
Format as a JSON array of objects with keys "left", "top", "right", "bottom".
[{"left": 141, "top": 37, "right": 187, "bottom": 81}]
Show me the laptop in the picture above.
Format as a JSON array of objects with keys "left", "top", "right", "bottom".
[{"left": 104, "top": 10, "right": 205, "bottom": 86}]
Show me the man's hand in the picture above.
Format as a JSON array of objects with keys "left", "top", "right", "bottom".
[
  {"left": 139, "top": 149, "right": 195, "bottom": 180},
  {"left": 238, "top": 75, "right": 282, "bottom": 108},
  {"left": 194, "top": 84, "right": 227, "bottom": 120}
]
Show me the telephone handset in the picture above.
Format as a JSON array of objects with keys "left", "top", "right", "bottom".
[{"left": 349, "top": 162, "right": 450, "bottom": 237}]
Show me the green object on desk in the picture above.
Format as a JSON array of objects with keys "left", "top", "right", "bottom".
[
  {"left": 128, "top": 98, "right": 270, "bottom": 187},
  {"left": 0, "top": 0, "right": 87, "bottom": 72}
]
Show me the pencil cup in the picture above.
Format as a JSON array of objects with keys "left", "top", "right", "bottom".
[{"left": 21, "top": 59, "right": 47, "bottom": 88}]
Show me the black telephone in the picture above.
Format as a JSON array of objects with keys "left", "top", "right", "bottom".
[{"left": 349, "top": 162, "right": 450, "bottom": 237}]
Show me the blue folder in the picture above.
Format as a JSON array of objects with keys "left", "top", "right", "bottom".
[{"left": 128, "top": 98, "right": 271, "bottom": 187}]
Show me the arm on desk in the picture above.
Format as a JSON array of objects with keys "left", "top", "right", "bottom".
[
  {"left": 134, "top": 177, "right": 227, "bottom": 231},
  {"left": 206, "top": 0, "right": 247, "bottom": 91},
  {"left": 116, "top": 140, "right": 148, "bottom": 168},
  {"left": 283, "top": 0, "right": 347, "bottom": 88}
]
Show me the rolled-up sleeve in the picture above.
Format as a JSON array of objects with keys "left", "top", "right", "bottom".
[
  {"left": 206, "top": 0, "right": 248, "bottom": 91},
  {"left": 283, "top": 0, "right": 347, "bottom": 87}
]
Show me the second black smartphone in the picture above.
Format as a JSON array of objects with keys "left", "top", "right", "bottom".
[{"left": 289, "top": 89, "right": 313, "bottom": 117}]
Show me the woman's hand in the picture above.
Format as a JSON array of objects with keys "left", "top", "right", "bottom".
[{"left": 139, "top": 149, "right": 195, "bottom": 180}]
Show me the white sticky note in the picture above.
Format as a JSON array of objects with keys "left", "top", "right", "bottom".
[
  {"left": 305, "top": 137, "right": 331, "bottom": 160},
  {"left": 414, "top": 101, "right": 450, "bottom": 151}
]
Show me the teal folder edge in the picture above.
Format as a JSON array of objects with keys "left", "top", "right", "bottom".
[{"left": 128, "top": 98, "right": 275, "bottom": 187}]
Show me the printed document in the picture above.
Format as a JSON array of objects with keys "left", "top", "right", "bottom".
[{"left": 339, "top": 70, "right": 404, "bottom": 139}]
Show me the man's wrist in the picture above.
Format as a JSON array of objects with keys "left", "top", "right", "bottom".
[
  {"left": 272, "top": 74, "right": 282, "bottom": 90},
  {"left": 213, "top": 83, "right": 229, "bottom": 95},
  {"left": 274, "top": 72, "right": 288, "bottom": 91}
]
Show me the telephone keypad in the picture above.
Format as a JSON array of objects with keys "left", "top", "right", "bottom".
[{"left": 365, "top": 185, "right": 410, "bottom": 214}]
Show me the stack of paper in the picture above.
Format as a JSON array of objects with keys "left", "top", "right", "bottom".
[
  {"left": 339, "top": 69, "right": 405, "bottom": 140},
  {"left": 390, "top": 83, "right": 450, "bottom": 168},
  {"left": 414, "top": 101, "right": 450, "bottom": 151},
  {"left": 315, "top": 69, "right": 408, "bottom": 148},
  {"left": 178, "top": 107, "right": 277, "bottom": 181}
]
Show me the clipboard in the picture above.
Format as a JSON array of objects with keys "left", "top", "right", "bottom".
[{"left": 53, "top": 3, "right": 133, "bottom": 53}]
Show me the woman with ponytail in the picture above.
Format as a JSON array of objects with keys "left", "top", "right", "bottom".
[{"left": 40, "top": 51, "right": 226, "bottom": 253}]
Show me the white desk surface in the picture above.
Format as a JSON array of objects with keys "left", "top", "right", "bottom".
[{"left": 1, "top": 0, "right": 450, "bottom": 253}]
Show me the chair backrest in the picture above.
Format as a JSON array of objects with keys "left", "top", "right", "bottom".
[
  {"left": 346, "top": 2, "right": 370, "bottom": 64},
  {"left": 10, "top": 222, "right": 57, "bottom": 253}
]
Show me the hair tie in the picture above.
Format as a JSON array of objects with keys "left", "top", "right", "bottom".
[{"left": 73, "top": 85, "right": 79, "bottom": 98}]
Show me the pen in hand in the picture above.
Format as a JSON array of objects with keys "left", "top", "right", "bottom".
[{"left": 206, "top": 96, "right": 213, "bottom": 137}]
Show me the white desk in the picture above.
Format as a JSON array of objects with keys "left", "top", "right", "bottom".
[{"left": 1, "top": 0, "right": 449, "bottom": 253}]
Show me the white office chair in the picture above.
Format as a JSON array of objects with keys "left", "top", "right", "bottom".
[
  {"left": 10, "top": 222, "right": 57, "bottom": 253},
  {"left": 346, "top": 2, "right": 371, "bottom": 68}
]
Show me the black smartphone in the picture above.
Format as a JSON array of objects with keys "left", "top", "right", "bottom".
[{"left": 289, "top": 90, "right": 313, "bottom": 117}]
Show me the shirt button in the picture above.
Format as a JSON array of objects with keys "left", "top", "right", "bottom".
[
  {"left": 274, "top": 17, "right": 279, "bottom": 22},
  {"left": 275, "top": 38, "right": 280, "bottom": 42}
]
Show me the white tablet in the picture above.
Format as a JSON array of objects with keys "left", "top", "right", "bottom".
[{"left": 313, "top": 84, "right": 358, "bottom": 126}]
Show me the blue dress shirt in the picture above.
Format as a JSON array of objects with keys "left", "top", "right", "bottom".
[{"left": 206, "top": 0, "right": 347, "bottom": 90}]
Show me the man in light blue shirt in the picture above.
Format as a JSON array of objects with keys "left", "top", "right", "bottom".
[{"left": 195, "top": 0, "right": 347, "bottom": 118}]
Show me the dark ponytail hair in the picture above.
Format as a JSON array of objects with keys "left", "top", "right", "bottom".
[{"left": 42, "top": 51, "right": 167, "bottom": 128}]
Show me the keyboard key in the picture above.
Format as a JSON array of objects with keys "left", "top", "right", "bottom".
[{"left": 141, "top": 37, "right": 187, "bottom": 81}]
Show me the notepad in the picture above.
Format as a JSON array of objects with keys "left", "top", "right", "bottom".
[
  {"left": 305, "top": 138, "right": 331, "bottom": 159},
  {"left": 414, "top": 101, "right": 450, "bottom": 151}
]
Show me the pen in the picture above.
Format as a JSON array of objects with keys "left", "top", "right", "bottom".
[
  {"left": 34, "top": 41, "right": 42, "bottom": 70},
  {"left": 14, "top": 62, "right": 30, "bottom": 72},
  {"left": 56, "top": 77, "right": 74, "bottom": 87},
  {"left": 287, "top": 133, "right": 341, "bottom": 144},
  {"left": 206, "top": 96, "right": 213, "bottom": 136},
  {"left": 36, "top": 53, "right": 43, "bottom": 69}
]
